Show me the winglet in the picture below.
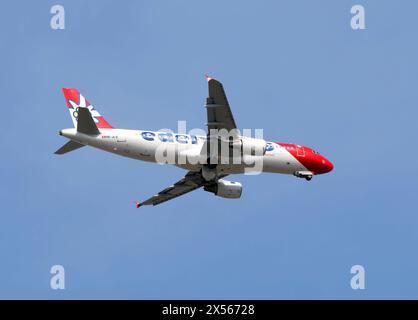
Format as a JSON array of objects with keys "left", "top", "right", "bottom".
[
  {"left": 135, "top": 201, "right": 141, "bottom": 209},
  {"left": 205, "top": 74, "right": 214, "bottom": 82}
]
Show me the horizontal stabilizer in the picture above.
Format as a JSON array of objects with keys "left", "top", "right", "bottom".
[
  {"left": 77, "top": 107, "right": 100, "bottom": 135},
  {"left": 54, "top": 140, "right": 85, "bottom": 155}
]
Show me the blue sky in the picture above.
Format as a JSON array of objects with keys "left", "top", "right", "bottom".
[{"left": 1, "top": 0, "right": 418, "bottom": 299}]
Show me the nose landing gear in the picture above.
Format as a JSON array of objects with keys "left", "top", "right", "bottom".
[{"left": 294, "top": 171, "right": 313, "bottom": 181}]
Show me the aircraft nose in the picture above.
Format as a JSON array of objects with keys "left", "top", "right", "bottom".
[{"left": 321, "top": 157, "right": 334, "bottom": 173}]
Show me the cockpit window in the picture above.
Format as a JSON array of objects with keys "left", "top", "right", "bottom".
[{"left": 312, "top": 149, "right": 320, "bottom": 154}]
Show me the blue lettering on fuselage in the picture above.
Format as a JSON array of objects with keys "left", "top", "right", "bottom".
[
  {"left": 140, "top": 131, "right": 204, "bottom": 145},
  {"left": 141, "top": 131, "right": 155, "bottom": 141},
  {"left": 158, "top": 132, "right": 174, "bottom": 142},
  {"left": 265, "top": 142, "right": 274, "bottom": 152},
  {"left": 176, "top": 134, "right": 189, "bottom": 144}
]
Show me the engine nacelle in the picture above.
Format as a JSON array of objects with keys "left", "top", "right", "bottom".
[{"left": 204, "top": 179, "right": 243, "bottom": 199}]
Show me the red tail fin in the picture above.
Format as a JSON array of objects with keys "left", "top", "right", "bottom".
[{"left": 62, "top": 88, "right": 113, "bottom": 129}]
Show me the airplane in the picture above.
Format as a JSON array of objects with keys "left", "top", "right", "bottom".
[{"left": 55, "top": 75, "right": 333, "bottom": 207}]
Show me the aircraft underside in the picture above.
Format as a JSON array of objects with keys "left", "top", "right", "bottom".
[{"left": 56, "top": 76, "right": 333, "bottom": 207}]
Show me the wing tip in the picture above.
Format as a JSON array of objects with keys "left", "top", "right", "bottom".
[{"left": 205, "top": 74, "right": 214, "bottom": 82}]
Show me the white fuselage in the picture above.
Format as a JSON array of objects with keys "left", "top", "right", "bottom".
[{"left": 60, "top": 128, "right": 309, "bottom": 176}]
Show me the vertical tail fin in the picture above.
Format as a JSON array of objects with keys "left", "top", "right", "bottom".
[{"left": 62, "top": 88, "right": 113, "bottom": 129}]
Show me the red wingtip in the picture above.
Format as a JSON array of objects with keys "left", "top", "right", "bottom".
[
  {"left": 205, "top": 74, "right": 214, "bottom": 82},
  {"left": 135, "top": 201, "right": 141, "bottom": 208}
]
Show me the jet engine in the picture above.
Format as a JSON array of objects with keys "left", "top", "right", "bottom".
[{"left": 204, "top": 179, "right": 242, "bottom": 199}]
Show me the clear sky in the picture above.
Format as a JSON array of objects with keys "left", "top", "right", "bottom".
[{"left": 1, "top": 0, "right": 418, "bottom": 299}]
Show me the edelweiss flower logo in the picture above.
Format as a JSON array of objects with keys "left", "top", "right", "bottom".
[
  {"left": 68, "top": 94, "right": 101, "bottom": 124},
  {"left": 266, "top": 142, "right": 274, "bottom": 152}
]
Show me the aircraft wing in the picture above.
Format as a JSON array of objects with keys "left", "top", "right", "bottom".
[
  {"left": 137, "top": 171, "right": 205, "bottom": 207},
  {"left": 202, "top": 75, "right": 240, "bottom": 162},
  {"left": 205, "top": 75, "right": 238, "bottom": 134},
  {"left": 137, "top": 171, "right": 228, "bottom": 207},
  {"left": 138, "top": 77, "right": 236, "bottom": 207}
]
